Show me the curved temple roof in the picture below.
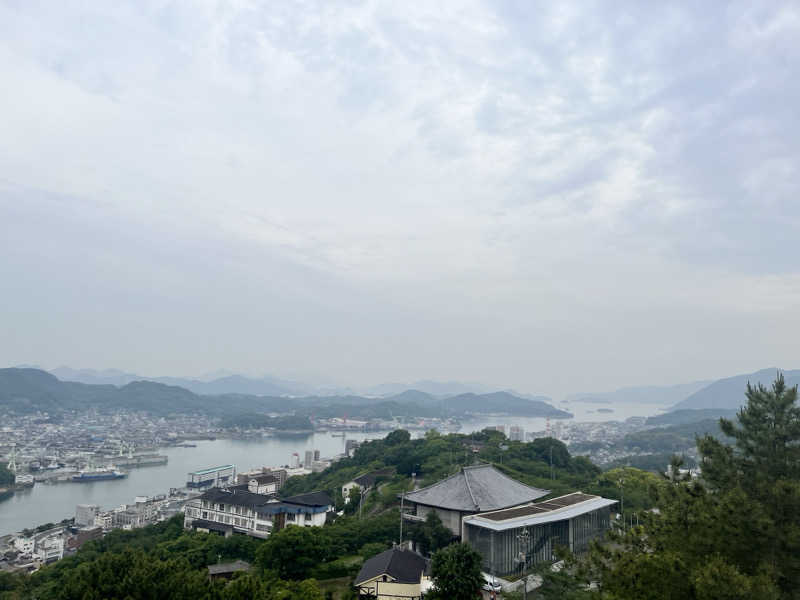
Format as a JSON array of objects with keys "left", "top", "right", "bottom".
[{"left": 402, "top": 464, "right": 549, "bottom": 512}]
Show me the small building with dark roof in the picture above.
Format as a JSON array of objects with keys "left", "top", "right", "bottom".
[
  {"left": 462, "top": 492, "right": 617, "bottom": 576},
  {"left": 354, "top": 547, "right": 430, "bottom": 599},
  {"left": 207, "top": 560, "right": 252, "bottom": 580},
  {"left": 401, "top": 464, "right": 549, "bottom": 535}
]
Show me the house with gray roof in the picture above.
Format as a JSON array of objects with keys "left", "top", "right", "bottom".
[
  {"left": 401, "top": 464, "right": 549, "bottom": 535},
  {"left": 354, "top": 547, "right": 431, "bottom": 599}
]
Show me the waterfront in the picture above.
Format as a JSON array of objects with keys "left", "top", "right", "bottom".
[
  {"left": 0, "top": 401, "right": 665, "bottom": 536},
  {"left": 0, "top": 431, "right": 378, "bottom": 536}
]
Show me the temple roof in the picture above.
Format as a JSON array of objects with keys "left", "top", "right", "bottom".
[{"left": 402, "top": 464, "right": 549, "bottom": 512}]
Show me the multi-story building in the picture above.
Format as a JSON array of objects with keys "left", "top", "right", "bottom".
[
  {"left": 186, "top": 465, "right": 236, "bottom": 489},
  {"left": 247, "top": 474, "right": 279, "bottom": 495},
  {"left": 75, "top": 504, "right": 100, "bottom": 527},
  {"left": 184, "top": 488, "right": 332, "bottom": 539},
  {"left": 509, "top": 426, "right": 524, "bottom": 442},
  {"left": 94, "top": 513, "right": 113, "bottom": 531}
]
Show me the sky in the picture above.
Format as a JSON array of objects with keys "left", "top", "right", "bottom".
[{"left": 1, "top": 1, "right": 799, "bottom": 398}]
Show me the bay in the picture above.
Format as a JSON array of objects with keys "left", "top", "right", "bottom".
[{"left": 0, "top": 401, "right": 665, "bottom": 536}]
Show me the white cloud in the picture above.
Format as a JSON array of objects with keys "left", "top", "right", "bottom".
[{"left": 1, "top": 0, "right": 799, "bottom": 394}]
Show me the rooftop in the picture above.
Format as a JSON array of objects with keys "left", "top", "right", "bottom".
[
  {"left": 402, "top": 464, "right": 549, "bottom": 512},
  {"left": 354, "top": 547, "right": 429, "bottom": 586},
  {"left": 190, "top": 465, "right": 234, "bottom": 476},
  {"left": 464, "top": 492, "right": 618, "bottom": 531},
  {"left": 199, "top": 487, "right": 272, "bottom": 509},
  {"left": 207, "top": 560, "right": 252, "bottom": 576}
]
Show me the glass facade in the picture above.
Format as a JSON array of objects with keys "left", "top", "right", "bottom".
[{"left": 465, "top": 506, "right": 611, "bottom": 576}]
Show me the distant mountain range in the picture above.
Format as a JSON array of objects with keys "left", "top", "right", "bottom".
[
  {"left": 45, "top": 367, "right": 509, "bottom": 398},
  {"left": 0, "top": 368, "right": 571, "bottom": 419},
  {"left": 670, "top": 368, "right": 800, "bottom": 411},
  {"left": 48, "top": 366, "right": 306, "bottom": 396},
  {"left": 566, "top": 380, "right": 712, "bottom": 405}
]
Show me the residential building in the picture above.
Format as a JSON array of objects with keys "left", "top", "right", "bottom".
[
  {"left": 304, "top": 450, "right": 314, "bottom": 468},
  {"left": 75, "top": 504, "right": 100, "bottom": 527},
  {"left": 354, "top": 547, "right": 431, "bottom": 599},
  {"left": 236, "top": 467, "right": 288, "bottom": 490},
  {"left": 462, "top": 492, "right": 617, "bottom": 576},
  {"left": 247, "top": 474, "right": 279, "bottom": 495},
  {"left": 65, "top": 527, "right": 103, "bottom": 552},
  {"left": 94, "top": 513, "right": 113, "bottom": 531},
  {"left": 343, "top": 468, "right": 396, "bottom": 502},
  {"left": 401, "top": 464, "right": 549, "bottom": 535},
  {"left": 290, "top": 453, "right": 300, "bottom": 468},
  {"left": 184, "top": 488, "right": 333, "bottom": 539},
  {"left": 509, "top": 426, "right": 524, "bottom": 442}
]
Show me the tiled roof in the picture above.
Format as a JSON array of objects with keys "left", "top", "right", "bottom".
[
  {"left": 354, "top": 548, "right": 428, "bottom": 585},
  {"left": 402, "top": 464, "right": 549, "bottom": 512}
]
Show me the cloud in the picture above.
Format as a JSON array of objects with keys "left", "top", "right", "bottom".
[{"left": 1, "top": 0, "right": 798, "bottom": 395}]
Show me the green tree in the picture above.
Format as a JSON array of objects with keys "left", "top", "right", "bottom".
[
  {"left": 697, "top": 373, "right": 800, "bottom": 592},
  {"left": 408, "top": 512, "right": 453, "bottom": 556},
  {"left": 427, "top": 543, "right": 484, "bottom": 600},
  {"left": 344, "top": 486, "right": 362, "bottom": 515},
  {"left": 699, "top": 373, "right": 800, "bottom": 492},
  {"left": 256, "top": 526, "right": 329, "bottom": 580},
  {"left": 588, "top": 374, "right": 800, "bottom": 599}
]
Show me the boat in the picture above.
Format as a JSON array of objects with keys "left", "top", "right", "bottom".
[
  {"left": 15, "top": 475, "right": 35, "bottom": 488},
  {"left": 72, "top": 468, "right": 127, "bottom": 482}
]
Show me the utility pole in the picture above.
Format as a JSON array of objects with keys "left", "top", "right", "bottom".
[{"left": 399, "top": 490, "right": 404, "bottom": 546}]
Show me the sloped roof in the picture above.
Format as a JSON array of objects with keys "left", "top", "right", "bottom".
[
  {"left": 402, "top": 464, "right": 549, "bottom": 512},
  {"left": 354, "top": 548, "right": 428, "bottom": 585},
  {"left": 199, "top": 487, "right": 272, "bottom": 509},
  {"left": 283, "top": 491, "right": 333, "bottom": 507},
  {"left": 207, "top": 560, "right": 252, "bottom": 576}
]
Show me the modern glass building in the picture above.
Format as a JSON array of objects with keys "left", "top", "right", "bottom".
[{"left": 462, "top": 492, "right": 617, "bottom": 576}]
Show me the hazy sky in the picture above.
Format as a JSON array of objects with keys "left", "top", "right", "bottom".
[{"left": 1, "top": 1, "right": 798, "bottom": 397}]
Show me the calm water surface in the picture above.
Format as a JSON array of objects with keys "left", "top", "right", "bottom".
[{"left": 0, "top": 401, "right": 664, "bottom": 536}]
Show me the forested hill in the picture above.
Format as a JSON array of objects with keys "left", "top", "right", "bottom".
[
  {"left": 671, "top": 368, "right": 800, "bottom": 410},
  {"left": 0, "top": 368, "right": 571, "bottom": 418}
]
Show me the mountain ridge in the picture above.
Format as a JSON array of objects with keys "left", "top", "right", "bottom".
[
  {"left": 0, "top": 368, "right": 570, "bottom": 419},
  {"left": 670, "top": 368, "right": 800, "bottom": 411}
]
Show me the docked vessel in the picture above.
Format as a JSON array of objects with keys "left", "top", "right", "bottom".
[
  {"left": 72, "top": 468, "right": 127, "bottom": 482},
  {"left": 114, "top": 453, "right": 168, "bottom": 468},
  {"left": 15, "top": 474, "right": 35, "bottom": 488}
]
